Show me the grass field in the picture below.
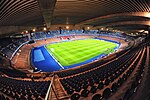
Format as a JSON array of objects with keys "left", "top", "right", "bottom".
[{"left": 45, "top": 39, "right": 118, "bottom": 66}]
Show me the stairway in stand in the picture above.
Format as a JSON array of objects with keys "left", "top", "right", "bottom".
[{"left": 52, "top": 75, "right": 69, "bottom": 100}]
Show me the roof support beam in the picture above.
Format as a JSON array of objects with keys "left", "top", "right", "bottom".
[
  {"left": 101, "top": 21, "right": 150, "bottom": 27},
  {"left": 37, "top": 0, "right": 56, "bottom": 28},
  {"left": 92, "top": 21, "right": 149, "bottom": 33},
  {"left": 78, "top": 12, "right": 150, "bottom": 25},
  {"left": 0, "top": 26, "right": 34, "bottom": 35}
]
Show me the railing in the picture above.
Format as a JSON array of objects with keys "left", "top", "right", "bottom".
[
  {"left": 10, "top": 41, "right": 29, "bottom": 60},
  {"left": 45, "top": 74, "right": 56, "bottom": 100}
]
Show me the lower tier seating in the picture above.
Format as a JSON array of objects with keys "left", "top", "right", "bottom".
[
  {"left": 0, "top": 76, "right": 50, "bottom": 100},
  {"left": 60, "top": 46, "right": 145, "bottom": 100}
]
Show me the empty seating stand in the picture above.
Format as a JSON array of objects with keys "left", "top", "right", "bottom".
[
  {"left": 59, "top": 45, "right": 145, "bottom": 100},
  {"left": 0, "top": 34, "right": 148, "bottom": 100},
  {"left": 0, "top": 68, "right": 27, "bottom": 78},
  {"left": 0, "top": 37, "right": 28, "bottom": 59},
  {"left": 123, "top": 47, "right": 147, "bottom": 100},
  {"left": 0, "top": 76, "right": 50, "bottom": 100}
]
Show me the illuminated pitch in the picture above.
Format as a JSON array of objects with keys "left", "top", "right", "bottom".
[{"left": 46, "top": 39, "right": 118, "bottom": 66}]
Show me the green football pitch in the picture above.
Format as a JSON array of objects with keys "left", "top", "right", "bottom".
[{"left": 45, "top": 39, "right": 118, "bottom": 66}]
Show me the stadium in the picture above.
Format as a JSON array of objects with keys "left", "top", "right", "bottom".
[{"left": 0, "top": 0, "right": 150, "bottom": 100}]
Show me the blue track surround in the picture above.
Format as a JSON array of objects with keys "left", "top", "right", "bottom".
[
  {"left": 33, "top": 49, "right": 45, "bottom": 62},
  {"left": 31, "top": 46, "right": 62, "bottom": 72},
  {"left": 31, "top": 38, "right": 120, "bottom": 72}
]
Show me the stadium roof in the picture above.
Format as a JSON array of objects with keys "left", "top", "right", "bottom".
[{"left": 0, "top": 0, "right": 150, "bottom": 35}]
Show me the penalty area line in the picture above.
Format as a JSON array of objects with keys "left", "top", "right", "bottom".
[{"left": 44, "top": 46, "right": 64, "bottom": 69}]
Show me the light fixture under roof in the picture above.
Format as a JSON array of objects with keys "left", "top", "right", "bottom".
[
  {"left": 43, "top": 27, "right": 47, "bottom": 31},
  {"left": 33, "top": 29, "right": 36, "bottom": 32},
  {"left": 25, "top": 31, "right": 28, "bottom": 33},
  {"left": 66, "top": 26, "right": 69, "bottom": 29}
]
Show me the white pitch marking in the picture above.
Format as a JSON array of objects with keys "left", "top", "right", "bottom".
[{"left": 45, "top": 47, "right": 64, "bottom": 69}]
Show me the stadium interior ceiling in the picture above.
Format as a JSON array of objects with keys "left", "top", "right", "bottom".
[{"left": 0, "top": 0, "right": 150, "bottom": 35}]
